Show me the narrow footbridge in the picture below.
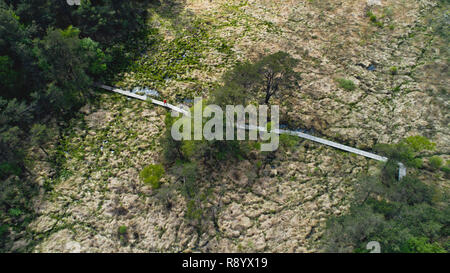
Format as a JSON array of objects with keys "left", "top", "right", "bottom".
[
  {"left": 97, "top": 84, "right": 190, "bottom": 116},
  {"left": 96, "top": 84, "right": 406, "bottom": 179}
]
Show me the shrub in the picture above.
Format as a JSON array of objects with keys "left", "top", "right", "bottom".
[
  {"left": 402, "top": 237, "right": 446, "bottom": 253},
  {"left": 161, "top": 113, "right": 184, "bottom": 164},
  {"left": 186, "top": 199, "right": 202, "bottom": 221},
  {"left": 154, "top": 184, "right": 174, "bottom": 210},
  {"left": 118, "top": 225, "right": 128, "bottom": 245},
  {"left": 171, "top": 162, "right": 198, "bottom": 198},
  {"left": 118, "top": 225, "right": 127, "bottom": 235},
  {"left": 367, "top": 11, "right": 377, "bottom": 22},
  {"left": 8, "top": 208, "right": 22, "bottom": 217},
  {"left": 429, "top": 156, "right": 444, "bottom": 170},
  {"left": 366, "top": 11, "right": 383, "bottom": 27},
  {"left": 337, "top": 78, "right": 356, "bottom": 91},
  {"left": 390, "top": 66, "right": 398, "bottom": 75},
  {"left": 442, "top": 165, "right": 450, "bottom": 174},
  {"left": 280, "top": 134, "right": 298, "bottom": 149},
  {"left": 442, "top": 165, "right": 450, "bottom": 179},
  {"left": 256, "top": 160, "right": 262, "bottom": 169},
  {"left": 393, "top": 176, "right": 433, "bottom": 205},
  {"left": 139, "top": 164, "right": 165, "bottom": 189},
  {"left": 323, "top": 167, "right": 448, "bottom": 253},
  {"left": 0, "top": 162, "right": 21, "bottom": 178},
  {"left": 401, "top": 136, "right": 436, "bottom": 152},
  {"left": 0, "top": 225, "right": 7, "bottom": 237}
]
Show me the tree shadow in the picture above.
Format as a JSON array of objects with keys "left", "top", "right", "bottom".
[{"left": 153, "top": 0, "right": 187, "bottom": 19}]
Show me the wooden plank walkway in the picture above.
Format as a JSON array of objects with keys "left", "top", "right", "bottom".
[{"left": 97, "top": 84, "right": 406, "bottom": 178}]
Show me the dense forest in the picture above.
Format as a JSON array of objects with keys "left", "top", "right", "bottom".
[
  {"left": 0, "top": 0, "right": 157, "bottom": 250},
  {"left": 323, "top": 136, "right": 449, "bottom": 252},
  {"left": 1, "top": 0, "right": 153, "bottom": 173}
]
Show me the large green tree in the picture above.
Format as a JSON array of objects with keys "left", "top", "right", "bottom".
[
  {"left": 33, "top": 26, "right": 107, "bottom": 113},
  {"left": 213, "top": 51, "right": 301, "bottom": 105}
]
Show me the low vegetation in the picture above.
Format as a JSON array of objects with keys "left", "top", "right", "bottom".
[
  {"left": 429, "top": 156, "right": 444, "bottom": 170},
  {"left": 336, "top": 78, "right": 356, "bottom": 91},
  {"left": 140, "top": 164, "right": 165, "bottom": 189}
]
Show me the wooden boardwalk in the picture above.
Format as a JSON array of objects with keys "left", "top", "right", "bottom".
[{"left": 97, "top": 84, "right": 406, "bottom": 178}]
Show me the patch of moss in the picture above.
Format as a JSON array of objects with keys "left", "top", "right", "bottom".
[
  {"left": 336, "top": 78, "right": 356, "bottom": 91},
  {"left": 139, "top": 164, "right": 165, "bottom": 189}
]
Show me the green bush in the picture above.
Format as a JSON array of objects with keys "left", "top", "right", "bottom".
[
  {"left": 401, "top": 135, "right": 436, "bottom": 152},
  {"left": 324, "top": 170, "right": 448, "bottom": 252},
  {"left": 375, "top": 136, "right": 434, "bottom": 169},
  {"left": 429, "top": 156, "right": 444, "bottom": 170},
  {"left": 337, "top": 78, "right": 356, "bottom": 91},
  {"left": 8, "top": 208, "right": 22, "bottom": 217},
  {"left": 366, "top": 11, "right": 383, "bottom": 27},
  {"left": 139, "top": 164, "right": 165, "bottom": 189},
  {"left": 367, "top": 11, "right": 377, "bottom": 22},
  {"left": 256, "top": 160, "right": 262, "bottom": 169},
  {"left": 374, "top": 21, "right": 384, "bottom": 28},
  {"left": 324, "top": 136, "right": 449, "bottom": 253},
  {"left": 0, "top": 162, "right": 21, "bottom": 178},
  {"left": 161, "top": 113, "right": 184, "bottom": 164},
  {"left": 280, "top": 134, "right": 298, "bottom": 149},
  {"left": 442, "top": 165, "right": 450, "bottom": 179},
  {"left": 390, "top": 66, "right": 398, "bottom": 75},
  {"left": 118, "top": 225, "right": 128, "bottom": 245},
  {"left": 0, "top": 225, "right": 8, "bottom": 237},
  {"left": 442, "top": 165, "right": 450, "bottom": 174},
  {"left": 186, "top": 200, "right": 202, "bottom": 221},
  {"left": 402, "top": 237, "right": 446, "bottom": 253}
]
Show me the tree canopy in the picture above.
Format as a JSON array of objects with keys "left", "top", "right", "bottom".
[{"left": 213, "top": 51, "right": 301, "bottom": 106}]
